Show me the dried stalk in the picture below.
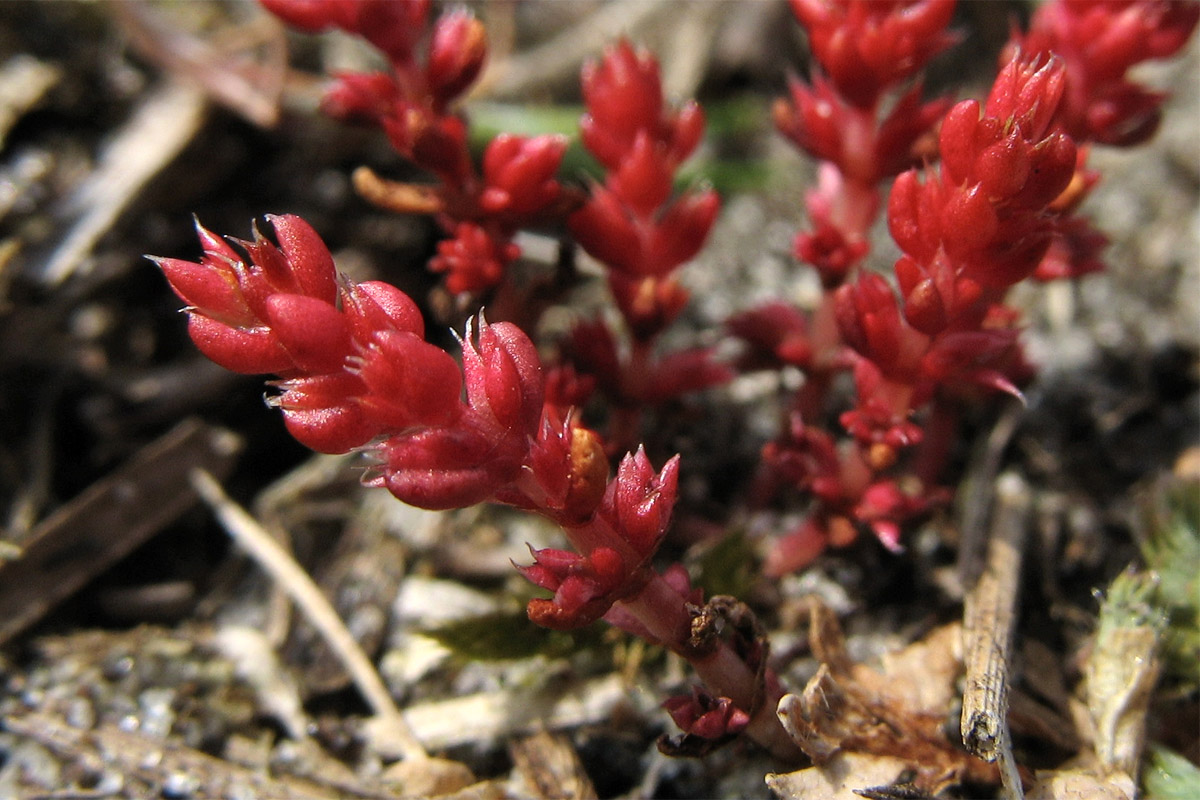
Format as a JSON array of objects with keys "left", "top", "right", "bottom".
[{"left": 961, "top": 471, "right": 1031, "bottom": 800}]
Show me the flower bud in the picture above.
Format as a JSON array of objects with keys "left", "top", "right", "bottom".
[{"left": 427, "top": 10, "right": 487, "bottom": 107}]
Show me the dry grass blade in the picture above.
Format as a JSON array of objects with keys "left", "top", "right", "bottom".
[{"left": 189, "top": 468, "right": 426, "bottom": 764}]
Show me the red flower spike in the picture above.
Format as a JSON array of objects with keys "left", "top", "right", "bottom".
[
  {"left": 513, "top": 414, "right": 608, "bottom": 523},
  {"left": 460, "top": 316, "right": 545, "bottom": 435},
  {"left": 579, "top": 39, "right": 666, "bottom": 171},
  {"left": 1017, "top": 0, "right": 1198, "bottom": 145},
  {"left": 985, "top": 54, "right": 1065, "bottom": 139},
  {"left": 426, "top": 10, "right": 487, "bottom": 108},
  {"left": 354, "top": 330, "right": 464, "bottom": 431}
]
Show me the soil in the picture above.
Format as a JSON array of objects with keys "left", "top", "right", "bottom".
[{"left": 0, "top": 2, "right": 1196, "bottom": 799}]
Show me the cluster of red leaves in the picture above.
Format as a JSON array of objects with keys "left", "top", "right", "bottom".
[
  {"left": 738, "top": 0, "right": 1197, "bottom": 575},
  {"left": 154, "top": 209, "right": 795, "bottom": 755},
  {"left": 262, "top": 0, "right": 570, "bottom": 295},
  {"left": 548, "top": 40, "right": 732, "bottom": 448},
  {"left": 153, "top": 0, "right": 1197, "bottom": 761}
]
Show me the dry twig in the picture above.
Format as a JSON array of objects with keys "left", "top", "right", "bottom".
[{"left": 961, "top": 472, "right": 1032, "bottom": 799}]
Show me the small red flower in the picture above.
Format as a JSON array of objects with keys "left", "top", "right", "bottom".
[{"left": 429, "top": 222, "right": 520, "bottom": 295}]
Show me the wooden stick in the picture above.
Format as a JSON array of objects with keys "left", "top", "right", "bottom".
[{"left": 961, "top": 472, "right": 1031, "bottom": 800}]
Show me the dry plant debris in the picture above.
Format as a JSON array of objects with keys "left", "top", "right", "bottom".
[{"left": 0, "top": 2, "right": 1196, "bottom": 798}]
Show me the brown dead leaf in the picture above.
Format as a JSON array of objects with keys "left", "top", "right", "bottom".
[
  {"left": 774, "top": 597, "right": 998, "bottom": 796},
  {"left": 766, "top": 751, "right": 914, "bottom": 800},
  {"left": 1026, "top": 762, "right": 1136, "bottom": 800},
  {"left": 509, "top": 730, "right": 598, "bottom": 800}
]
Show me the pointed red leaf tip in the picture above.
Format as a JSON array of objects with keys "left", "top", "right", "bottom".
[
  {"left": 727, "top": 301, "right": 813, "bottom": 369},
  {"left": 273, "top": 372, "right": 377, "bottom": 453},
  {"left": 371, "top": 424, "right": 522, "bottom": 510},
  {"left": 479, "top": 134, "right": 567, "bottom": 221},
  {"left": 523, "top": 418, "right": 609, "bottom": 524},
  {"left": 261, "top": 0, "right": 431, "bottom": 66},
  {"left": 353, "top": 330, "right": 463, "bottom": 432},
  {"left": 1016, "top": 0, "right": 1198, "bottom": 145},
  {"left": 152, "top": 214, "right": 354, "bottom": 375},
  {"left": 518, "top": 545, "right": 626, "bottom": 630},
  {"left": 265, "top": 294, "right": 352, "bottom": 375},
  {"left": 265, "top": 214, "right": 338, "bottom": 305},
  {"left": 341, "top": 280, "right": 425, "bottom": 344},
  {"left": 599, "top": 448, "right": 680, "bottom": 557},
  {"left": 426, "top": 9, "right": 487, "bottom": 107},
  {"left": 788, "top": 0, "right": 958, "bottom": 108},
  {"left": 461, "top": 315, "right": 544, "bottom": 436},
  {"left": 607, "top": 131, "right": 674, "bottom": 217}
]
